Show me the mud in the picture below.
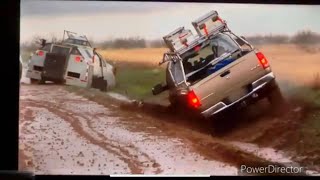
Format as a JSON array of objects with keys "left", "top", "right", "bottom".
[
  {"left": 19, "top": 83, "right": 320, "bottom": 175},
  {"left": 20, "top": 85, "right": 240, "bottom": 175}
]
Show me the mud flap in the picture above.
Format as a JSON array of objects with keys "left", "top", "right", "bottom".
[
  {"left": 267, "top": 80, "right": 289, "bottom": 116},
  {"left": 86, "top": 65, "right": 94, "bottom": 88},
  {"left": 91, "top": 76, "right": 108, "bottom": 92}
]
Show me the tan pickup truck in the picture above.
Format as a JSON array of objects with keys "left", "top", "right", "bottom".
[{"left": 152, "top": 10, "right": 285, "bottom": 133}]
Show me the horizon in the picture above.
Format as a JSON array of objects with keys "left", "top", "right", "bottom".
[{"left": 20, "top": 1, "right": 320, "bottom": 43}]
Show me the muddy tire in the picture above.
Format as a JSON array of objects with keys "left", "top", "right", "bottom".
[
  {"left": 99, "top": 80, "right": 108, "bottom": 92},
  {"left": 30, "top": 78, "right": 39, "bottom": 84},
  {"left": 38, "top": 78, "right": 46, "bottom": 85},
  {"left": 208, "top": 113, "right": 229, "bottom": 137},
  {"left": 267, "top": 82, "right": 288, "bottom": 115},
  {"left": 91, "top": 76, "right": 107, "bottom": 91},
  {"left": 54, "top": 79, "right": 65, "bottom": 85}
]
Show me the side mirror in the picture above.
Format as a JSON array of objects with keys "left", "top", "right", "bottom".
[{"left": 152, "top": 83, "right": 168, "bottom": 95}]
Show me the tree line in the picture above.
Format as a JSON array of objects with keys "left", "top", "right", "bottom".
[{"left": 20, "top": 30, "right": 320, "bottom": 51}]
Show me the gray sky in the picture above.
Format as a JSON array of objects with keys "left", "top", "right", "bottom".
[{"left": 20, "top": 0, "right": 320, "bottom": 43}]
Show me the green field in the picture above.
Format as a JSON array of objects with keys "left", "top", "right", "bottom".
[{"left": 111, "top": 64, "right": 166, "bottom": 100}]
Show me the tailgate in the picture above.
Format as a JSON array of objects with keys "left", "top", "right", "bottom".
[{"left": 191, "top": 51, "right": 270, "bottom": 110}]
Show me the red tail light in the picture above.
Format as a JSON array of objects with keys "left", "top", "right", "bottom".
[
  {"left": 75, "top": 56, "right": 81, "bottom": 62},
  {"left": 256, "top": 52, "right": 269, "bottom": 69},
  {"left": 187, "top": 90, "right": 201, "bottom": 108},
  {"left": 37, "top": 51, "right": 44, "bottom": 56}
]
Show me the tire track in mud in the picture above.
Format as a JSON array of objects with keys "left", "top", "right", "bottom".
[
  {"left": 56, "top": 97, "right": 163, "bottom": 174},
  {"left": 84, "top": 113, "right": 163, "bottom": 174},
  {"left": 20, "top": 99, "right": 162, "bottom": 174}
]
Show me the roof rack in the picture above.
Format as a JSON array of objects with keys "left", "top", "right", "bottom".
[
  {"left": 191, "top": 10, "right": 227, "bottom": 38},
  {"left": 163, "top": 27, "right": 198, "bottom": 53},
  {"left": 62, "top": 30, "right": 92, "bottom": 47},
  {"left": 161, "top": 10, "right": 231, "bottom": 65}
]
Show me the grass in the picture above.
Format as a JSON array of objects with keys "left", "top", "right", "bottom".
[
  {"left": 97, "top": 48, "right": 167, "bottom": 66},
  {"left": 111, "top": 64, "right": 166, "bottom": 100},
  {"left": 20, "top": 50, "right": 32, "bottom": 64},
  {"left": 276, "top": 78, "right": 320, "bottom": 168}
]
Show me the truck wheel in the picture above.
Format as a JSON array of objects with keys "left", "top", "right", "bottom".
[
  {"left": 208, "top": 113, "right": 227, "bottom": 137},
  {"left": 38, "top": 79, "right": 46, "bottom": 85},
  {"left": 267, "top": 83, "right": 288, "bottom": 115},
  {"left": 100, "top": 80, "right": 108, "bottom": 92},
  {"left": 54, "top": 79, "right": 65, "bottom": 85},
  {"left": 208, "top": 118, "right": 223, "bottom": 137},
  {"left": 30, "top": 78, "right": 39, "bottom": 84}
]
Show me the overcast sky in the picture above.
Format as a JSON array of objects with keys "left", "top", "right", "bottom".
[{"left": 20, "top": 0, "right": 320, "bottom": 43}]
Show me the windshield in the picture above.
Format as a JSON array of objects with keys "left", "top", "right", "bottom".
[
  {"left": 181, "top": 33, "right": 239, "bottom": 74},
  {"left": 51, "top": 45, "right": 71, "bottom": 56}
]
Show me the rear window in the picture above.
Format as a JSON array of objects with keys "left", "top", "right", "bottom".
[
  {"left": 71, "top": 48, "right": 81, "bottom": 55},
  {"left": 51, "top": 46, "right": 70, "bottom": 56}
]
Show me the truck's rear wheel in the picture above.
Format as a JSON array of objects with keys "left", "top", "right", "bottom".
[
  {"left": 208, "top": 113, "right": 229, "bottom": 137},
  {"left": 54, "top": 79, "right": 65, "bottom": 85},
  {"left": 100, "top": 80, "right": 108, "bottom": 92},
  {"left": 38, "top": 78, "right": 46, "bottom": 84},
  {"left": 30, "top": 78, "right": 39, "bottom": 84},
  {"left": 267, "top": 82, "right": 288, "bottom": 115}
]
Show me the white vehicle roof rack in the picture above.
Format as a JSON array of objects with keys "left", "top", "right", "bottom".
[{"left": 62, "top": 30, "right": 92, "bottom": 47}]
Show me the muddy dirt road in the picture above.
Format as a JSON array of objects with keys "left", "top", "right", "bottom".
[
  {"left": 20, "top": 84, "right": 242, "bottom": 175},
  {"left": 19, "top": 84, "right": 320, "bottom": 175}
]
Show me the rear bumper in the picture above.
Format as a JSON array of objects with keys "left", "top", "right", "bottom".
[
  {"left": 201, "top": 72, "right": 276, "bottom": 118},
  {"left": 65, "top": 77, "right": 87, "bottom": 88},
  {"left": 26, "top": 69, "right": 42, "bottom": 80}
]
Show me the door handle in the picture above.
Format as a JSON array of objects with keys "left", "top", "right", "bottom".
[{"left": 220, "top": 70, "right": 231, "bottom": 77}]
